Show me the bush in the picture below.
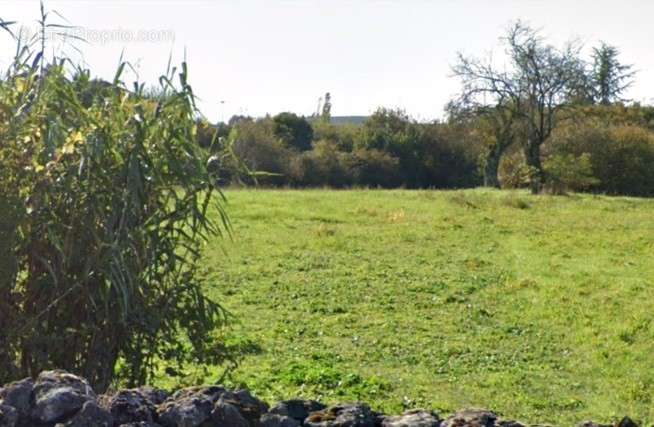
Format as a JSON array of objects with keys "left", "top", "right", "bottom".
[
  {"left": 548, "top": 122, "right": 654, "bottom": 196},
  {"left": 228, "top": 118, "right": 293, "bottom": 186},
  {"left": 350, "top": 148, "right": 402, "bottom": 188},
  {"left": 0, "top": 38, "right": 230, "bottom": 389},
  {"left": 543, "top": 153, "right": 599, "bottom": 194},
  {"left": 292, "top": 140, "right": 354, "bottom": 187}
]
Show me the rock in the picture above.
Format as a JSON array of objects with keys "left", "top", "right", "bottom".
[
  {"left": 269, "top": 400, "right": 326, "bottom": 423},
  {"left": 261, "top": 413, "right": 302, "bottom": 427},
  {"left": 0, "top": 378, "right": 33, "bottom": 418},
  {"left": 305, "top": 403, "right": 376, "bottom": 427},
  {"left": 58, "top": 400, "right": 113, "bottom": 427},
  {"left": 496, "top": 421, "right": 525, "bottom": 427},
  {"left": 210, "top": 398, "right": 249, "bottom": 427},
  {"left": 101, "top": 389, "right": 157, "bottom": 425},
  {"left": 31, "top": 370, "right": 95, "bottom": 424},
  {"left": 0, "top": 404, "right": 18, "bottom": 427},
  {"left": 381, "top": 409, "right": 441, "bottom": 427},
  {"left": 119, "top": 423, "right": 163, "bottom": 427},
  {"left": 166, "top": 385, "right": 228, "bottom": 406},
  {"left": 576, "top": 422, "right": 611, "bottom": 427},
  {"left": 157, "top": 393, "right": 215, "bottom": 427},
  {"left": 441, "top": 409, "right": 497, "bottom": 427},
  {"left": 139, "top": 387, "right": 169, "bottom": 406},
  {"left": 616, "top": 417, "right": 639, "bottom": 427},
  {"left": 224, "top": 389, "right": 269, "bottom": 426}
]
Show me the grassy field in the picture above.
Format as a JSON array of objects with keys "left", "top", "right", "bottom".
[{"left": 193, "top": 189, "right": 654, "bottom": 425}]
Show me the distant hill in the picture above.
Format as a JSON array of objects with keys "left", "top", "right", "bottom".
[
  {"left": 330, "top": 116, "right": 368, "bottom": 125},
  {"left": 307, "top": 116, "right": 369, "bottom": 126}
]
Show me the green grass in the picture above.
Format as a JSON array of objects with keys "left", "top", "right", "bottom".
[{"left": 194, "top": 189, "right": 654, "bottom": 425}]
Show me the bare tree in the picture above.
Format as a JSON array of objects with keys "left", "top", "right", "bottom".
[{"left": 452, "top": 22, "right": 583, "bottom": 193}]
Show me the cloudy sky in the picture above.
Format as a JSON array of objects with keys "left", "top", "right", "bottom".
[{"left": 1, "top": 0, "right": 653, "bottom": 122}]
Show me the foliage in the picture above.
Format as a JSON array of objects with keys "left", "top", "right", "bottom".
[
  {"left": 0, "top": 24, "right": 230, "bottom": 389},
  {"left": 272, "top": 112, "right": 314, "bottom": 151},
  {"left": 590, "top": 43, "right": 636, "bottom": 105},
  {"left": 548, "top": 121, "right": 654, "bottom": 196},
  {"left": 543, "top": 153, "right": 598, "bottom": 194},
  {"left": 228, "top": 118, "right": 293, "bottom": 185},
  {"left": 200, "top": 189, "right": 654, "bottom": 425}
]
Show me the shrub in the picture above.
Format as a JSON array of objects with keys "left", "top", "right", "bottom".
[
  {"left": 543, "top": 153, "right": 599, "bottom": 194},
  {"left": 498, "top": 150, "right": 531, "bottom": 189},
  {"left": 0, "top": 34, "right": 230, "bottom": 389},
  {"left": 292, "top": 140, "right": 354, "bottom": 187},
  {"left": 228, "top": 118, "right": 293, "bottom": 186},
  {"left": 548, "top": 122, "right": 654, "bottom": 196},
  {"left": 350, "top": 149, "right": 402, "bottom": 188}
]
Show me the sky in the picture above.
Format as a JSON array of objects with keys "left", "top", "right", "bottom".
[{"left": 1, "top": 0, "right": 653, "bottom": 123}]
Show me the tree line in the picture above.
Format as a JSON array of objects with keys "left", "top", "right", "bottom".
[{"left": 201, "top": 22, "right": 654, "bottom": 196}]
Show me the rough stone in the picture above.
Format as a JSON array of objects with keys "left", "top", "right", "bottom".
[
  {"left": 157, "top": 393, "right": 215, "bottom": 427},
  {"left": 269, "top": 400, "right": 326, "bottom": 423},
  {"left": 496, "top": 420, "right": 525, "bottom": 427},
  {"left": 0, "top": 378, "right": 33, "bottom": 418},
  {"left": 616, "top": 417, "right": 639, "bottom": 427},
  {"left": 441, "top": 409, "right": 497, "bottom": 427},
  {"left": 261, "top": 413, "right": 302, "bottom": 427},
  {"left": 381, "top": 409, "right": 441, "bottom": 427},
  {"left": 101, "top": 389, "right": 157, "bottom": 425},
  {"left": 305, "top": 403, "right": 376, "bottom": 427},
  {"left": 577, "top": 422, "right": 612, "bottom": 427},
  {"left": 31, "top": 371, "right": 95, "bottom": 424},
  {"left": 210, "top": 397, "right": 249, "bottom": 427},
  {"left": 56, "top": 400, "right": 113, "bottom": 427},
  {"left": 0, "top": 404, "right": 18, "bottom": 427},
  {"left": 118, "top": 423, "right": 163, "bottom": 427}
]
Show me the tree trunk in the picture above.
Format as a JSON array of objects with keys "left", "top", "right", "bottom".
[
  {"left": 483, "top": 144, "right": 503, "bottom": 188},
  {"left": 524, "top": 138, "right": 543, "bottom": 194}
]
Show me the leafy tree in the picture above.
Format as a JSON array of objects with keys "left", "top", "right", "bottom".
[
  {"left": 272, "top": 112, "right": 314, "bottom": 151},
  {"left": 591, "top": 42, "right": 636, "bottom": 105},
  {"left": 447, "top": 102, "right": 517, "bottom": 188},
  {"left": 453, "top": 22, "right": 583, "bottom": 193}
]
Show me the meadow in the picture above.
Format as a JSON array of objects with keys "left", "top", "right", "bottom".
[{"left": 195, "top": 189, "right": 654, "bottom": 425}]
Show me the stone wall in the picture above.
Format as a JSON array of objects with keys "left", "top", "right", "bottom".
[{"left": 0, "top": 370, "right": 638, "bottom": 427}]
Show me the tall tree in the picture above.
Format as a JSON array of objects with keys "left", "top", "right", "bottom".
[
  {"left": 591, "top": 42, "right": 636, "bottom": 105},
  {"left": 321, "top": 92, "right": 332, "bottom": 122},
  {"left": 452, "top": 22, "right": 582, "bottom": 193}
]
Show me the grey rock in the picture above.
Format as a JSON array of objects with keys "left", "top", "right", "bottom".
[
  {"left": 0, "top": 378, "right": 33, "bottom": 418},
  {"left": 305, "top": 403, "right": 376, "bottom": 427},
  {"left": 616, "top": 417, "right": 639, "bottom": 427},
  {"left": 577, "top": 423, "right": 611, "bottom": 427},
  {"left": 101, "top": 389, "right": 157, "bottom": 425},
  {"left": 157, "top": 393, "right": 214, "bottom": 427},
  {"left": 0, "top": 404, "right": 18, "bottom": 427},
  {"left": 226, "top": 389, "right": 269, "bottom": 426},
  {"left": 441, "top": 409, "right": 497, "bottom": 427},
  {"left": 381, "top": 409, "right": 441, "bottom": 427},
  {"left": 269, "top": 400, "right": 326, "bottom": 423},
  {"left": 261, "top": 413, "right": 302, "bottom": 427},
  {"left": 497, "top": 421, "right": 525, "bottom": 427},
  {"left": 57, "top": 401, "right": 113, "bottom": 427},
  {"left": 210, "top": 398, "right": 248, "bottom": 427},
  {"left": 139, "top": 387, "right": 169, "bottom": 406},
  {"left": 31, "top": 371, "right": 95, "bottom": 424},
  {"left": 119, "top": 423, "right": 163, "bottom": 427}
]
